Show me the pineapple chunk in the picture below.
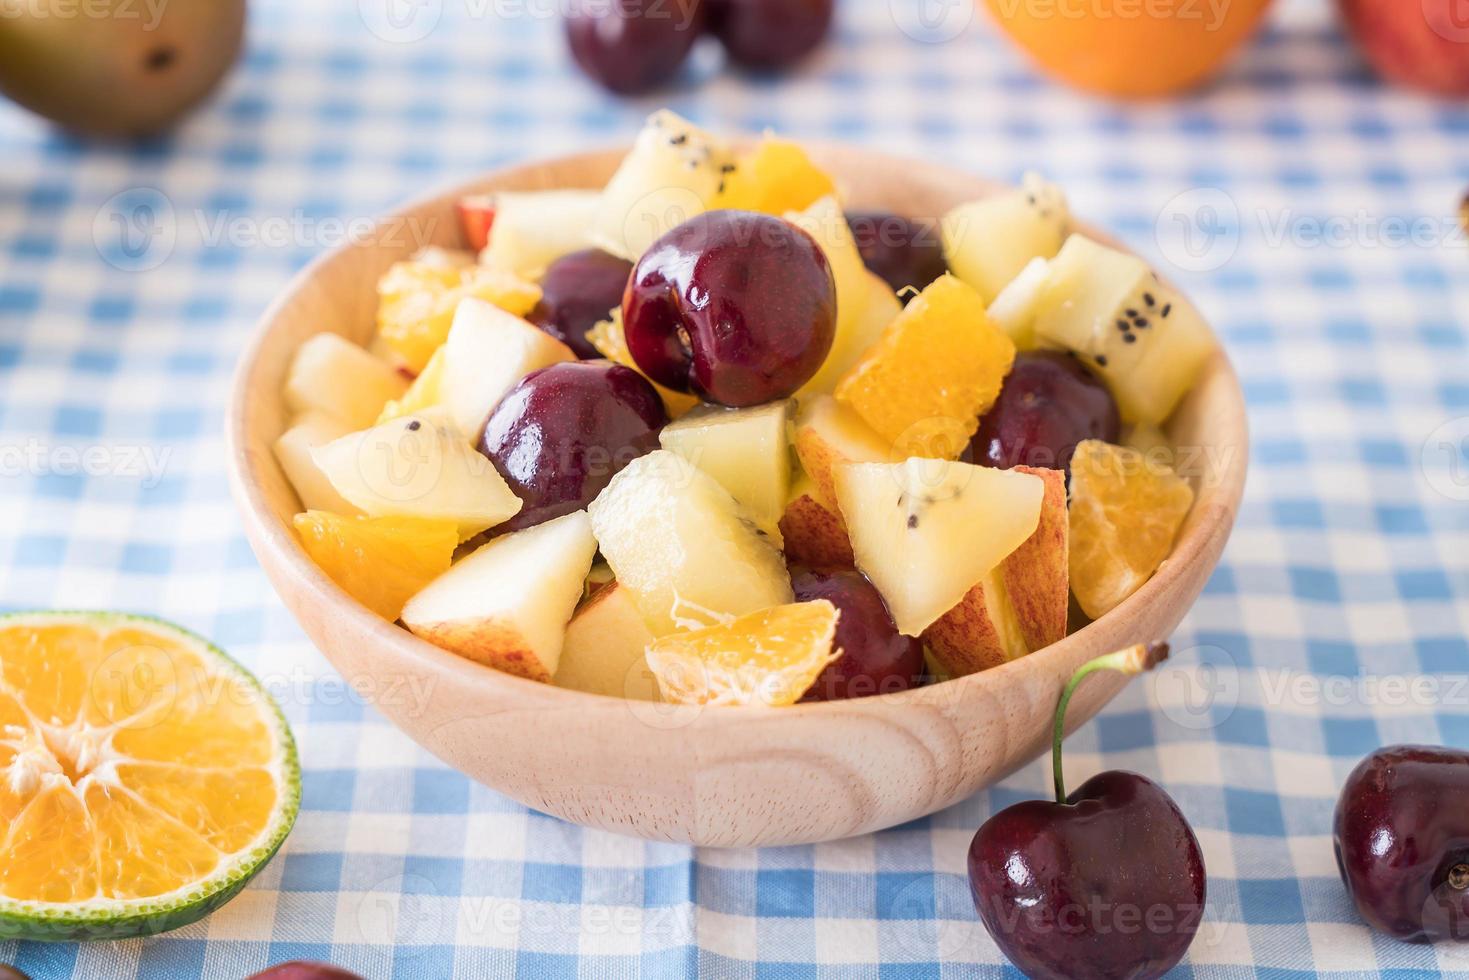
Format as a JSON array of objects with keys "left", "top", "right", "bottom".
[
  {"left": 283, "top": 333, "right": 408, "bottom": 431},
  {"left": 312, "top": 409, "right": 522, "bottom": 540},
  {"left": 592, "top": 110, "right": 734, "bottom": 262},
  {"left": 587, "top": 450, "right": 793, "bottom": 637},
  {"left": 986, "top": 256, "right": 1051, "bottom": 349},
  {"left": 786, "top": 197, "right": 893, "bottom": 397},
  {"left": 273, "top": 411, "right": 359, "bottom": 515},
  {"left": 440, "top": 297, "right": 574, "bottom": 436},
  {"left": 377, "top": 344, "right": 447, "bottom": 424},
  {"left": 942, "top": 173, "right": 1067, "bottom": 303},
  {"left": 658, "top": 400, "right": 792, "bottom": 541},
  {"left": 376, "top": 260, "right": 541, "bottom": 373},
  {"left": 834, "top": 274, "right": 1015, "bottom": 458},
  {"left": 714, "top": 137, "right": 838, "bottom": 215},
  {"left": 402, "top": 511, "right": 598, "bottom": 682},
  {"left": 792, "top": 394, "right": 894, "bottom": 514},
  {"left": 1032, "top": 234, "right": 1215, "bottom": 425},
  {"left": 832, "top": 459, "right": 1044, "bottom": 636},
  {"left": 481, "top": 189, "right": 600, "bottom": 278},
  {"left": 553, "top": 584, "right": 661, "bottom": 701}
]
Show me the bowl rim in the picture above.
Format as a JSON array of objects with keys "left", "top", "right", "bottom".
[{"left": 226, "top": 142, "right": 1250, "bottom": 722}]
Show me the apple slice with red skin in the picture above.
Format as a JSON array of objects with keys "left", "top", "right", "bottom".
[
  {"left": 968, "top": 644, "right": 1206, "bottom": 980},
  {"left": 923, "top": 464, "right": 1067, "bottom": 675},
  {"left": 1335, "top": 744, "right": 1469, "bottom": 942},
  {"left": 457, "top": 195, "right": 496, "bottom": 252}
]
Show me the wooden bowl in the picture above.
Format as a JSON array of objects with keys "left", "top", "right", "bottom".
[{"left": 226, "top": 145, "right": 1248, "bottom": 847}]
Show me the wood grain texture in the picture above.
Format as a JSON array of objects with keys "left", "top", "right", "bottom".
[{"left": 225, "top": 145, "right": 1249, "bottom": 847}]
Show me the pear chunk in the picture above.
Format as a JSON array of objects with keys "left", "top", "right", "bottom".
[
  {"left": 440, "top": 297, "right": 574, "bottom": 436},
  {"left": 402, "top": 511, "right": 598, "bottom": 682},
  {"left": 832, "top": 459, "right": 1044, "bottom": 636},
  {"left": 273, "top": 411, "right": 359, "bottom": 514},
  {"left": 283, "top": 333, "right": 407, "bottom": 431},
  {"left": 587, "top": 450, "right": 792, "bottom": 637},
  {"left": 312, "top": 410, "right": 521, "bottom": 539},
  {"left": 658, "top": 401, "right": 792, "bottom": 541},
  {"left": 553, "top": 584, "right": 660, "bottom": 701}
]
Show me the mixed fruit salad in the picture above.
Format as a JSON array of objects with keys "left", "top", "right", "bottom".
[{"left": 274, "top": 110, "right": 1216, "bottom": 707}]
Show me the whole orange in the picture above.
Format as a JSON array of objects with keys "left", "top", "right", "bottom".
[{"left": 982, "top": 0, "right": 1275, "bottom": 97}]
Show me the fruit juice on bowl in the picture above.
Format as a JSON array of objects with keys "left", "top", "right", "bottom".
[{"left": 266, "top": 108, "right": 1219, "bottom": 707}]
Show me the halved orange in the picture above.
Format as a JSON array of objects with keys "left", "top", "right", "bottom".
[
  {"left": 1069, "top": 440, "right": 1195, "bottom": 619},
  {"left": 293, "top": 511, "right": 458, "bottom": 621},
  {"left": 644, "top": 600, "right": 841, "bottom": 707},
  {"left": 0, "top": 612, "right": 299, "bottom": 940}
]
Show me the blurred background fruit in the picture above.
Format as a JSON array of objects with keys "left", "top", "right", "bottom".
[
  {"left": 706, "top": 0, "right": 834, "bottom": 69},
  {"left": 0, "top": 0, "right": 245, "bottom": 137},
  {"left": 1337, "top": 0, "right": 1469, "bottom": 95},
  {"left": 564, "top": 0, "right": 705, "bottom": 95},
  {"left": 564, "top": 0, "right": 834, "bottom": 93},
  {"left": 981, "top": 0, "right": 1274, "bottom": 97}
]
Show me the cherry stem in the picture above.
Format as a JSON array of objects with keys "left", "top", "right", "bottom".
[{"left": 1052, "top": 642, "right": 1170, "bottom": 804}]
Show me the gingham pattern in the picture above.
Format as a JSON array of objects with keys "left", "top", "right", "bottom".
[{"left": 2, "top": 0, "right": 1467, "bottom": 975}]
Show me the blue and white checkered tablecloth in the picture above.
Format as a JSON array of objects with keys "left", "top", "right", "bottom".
[{"left": 2, "top": 0, "right": 1468, "bottom": 975}]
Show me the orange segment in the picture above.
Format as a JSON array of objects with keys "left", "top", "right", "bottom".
[
  {"left": 0, "top": 623, "right": 101, "bottom": 725},
  {"left": 293, "top": 511, "right": 459, "bottom": 621},
  {"left": 117, "top": 764, "right": 279, "bottom": 854},
  {"left": 83, "top": 626, "right": 210, "bottom": 728},
  {"left": 1068, "top": 440, "right": 1195, "bottom": 619},
  {"left": 713, "top": 138, "right": 838, "bottom": 215},
  {"left": 644, "top": 600, "right": 841, "bottom": 707},
  {"left": 0, "top": 784, "right": 99, "bottom": 903},
  {"left": 377, "top": 260, "right": 541, "bottom": 372},
  {"left": 86, "top": 783, "right": 221, "bottom": 900},
  {"left": 111, "top": 680, "right": 275, "bottom": 768},
  {"left": 834, "top": 274, "right": 1015, "bottom": 458}
]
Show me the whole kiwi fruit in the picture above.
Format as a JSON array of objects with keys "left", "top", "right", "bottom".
[{"left": 0, "top": 0, "right": 246, "bottom": 138}]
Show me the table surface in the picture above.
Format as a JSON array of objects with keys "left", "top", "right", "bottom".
[{"left": 2, "top": 0, "right": 1468, "bottom": 976}]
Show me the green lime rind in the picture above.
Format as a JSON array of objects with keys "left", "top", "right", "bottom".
[{"left": 0, "top": 610, "right": 301, "bottom": 943}]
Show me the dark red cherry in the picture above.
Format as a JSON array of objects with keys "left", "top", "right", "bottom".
[
  {"left": 1335, "top": 744, "right": 1469, "bottom": 942},
  {"left": 791, "top": 567, "right": 924, "bottom": 701},
  {"left": 970, "top": 771, "right": 1207, "bottom": 980},
  {"left": 622, "top": 210, "right": 836, "bottom": 407},
  {"left": 479, "top": 361, "right": 667, "bottom": 533},
  {"left": 845, "top": 210, "right": 948, "bottom": 301},
  {"left": 527, "top": 248, "right": 633, "bottom": 360},
  {"left": 966, "top": 351, "right": 1121, "bottom": 476},
  {"left": 246, "top": 963, "right": 364, "bottom": 980},
  {"left": 706, "top": 0, "right": 833, "bottom": 69},
  {"left": 968, "top": 644, "right": 1204, "bottom": 980},
  {"left": 564, "top": 0, "right": 704, "bottom": 94}
]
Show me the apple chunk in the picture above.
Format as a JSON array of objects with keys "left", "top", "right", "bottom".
[
  {"left": 273, "top": 411, "right": 359, "bottom": 514},
  {"left": 283, "top": 333, "right": 408, "bottom": 431},
  {"left": 793, "top": 394, "right": 894, "bottom": 513},
  {"left": 658, "top": 400, "right": 792, "bottom": 541},
  {"left": 778, "top": 473, "right": 854, "bottom": 568},
  {"left": 440, "top": 296, "right": 574, "bottom": 436},
  {"left": 832, "top": 458, "right": 1044, "bottom": 636},
  {"left": 553, "top": 584, "right": 660, "bottom": 701},
  {"left": 923, "top": 466, "right": 1068, "bottom": 675},
  {"left": 402, "top": 511, "right": 598, "bottom": 682},
  {"left": 587, "top": 450, "right": 793, "bottom": 637},
  {"left": 312, "top": 409, "right": 522, "bottom": 539}
]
